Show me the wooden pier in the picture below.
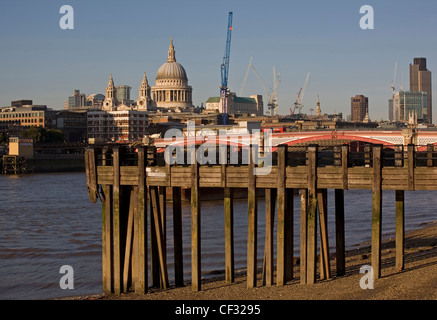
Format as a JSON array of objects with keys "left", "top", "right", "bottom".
[{"left": 84, "top": 142, "right": 437, "bottom": 294}]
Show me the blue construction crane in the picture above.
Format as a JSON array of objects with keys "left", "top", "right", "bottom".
[{"left": 220, "top": 12, "right": 233, "bottom": 125}]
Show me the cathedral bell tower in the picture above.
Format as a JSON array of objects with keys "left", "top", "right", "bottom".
[
  {"left": 137, "top": 72, "right": 151, "bottom": 110},
  {"left": 103, "top": 73, "right": 118, "bottom": 110}
]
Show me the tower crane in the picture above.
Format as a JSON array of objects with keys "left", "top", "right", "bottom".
[
  {"left": 250, "top": 62, "right": 280, "bottom": 116},
  {"left": 290, "top": 88, "right": 302, "bottom": 115},
  {"left": 220, "top": 12, "right": 233, "bottom": 125},
  {"left": 239, "top": 56, "right": 253, "bottom": 97},
  {"left": 291, "top": 72, "right": 310, "bottom": 114}
]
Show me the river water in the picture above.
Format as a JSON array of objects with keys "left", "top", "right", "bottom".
[{"left": 0, "top": 172, "right": 436, "bottom": 300}]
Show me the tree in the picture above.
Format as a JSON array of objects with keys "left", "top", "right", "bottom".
[
  {"left": 21, "top": 126, "right": 64, "bottom": 143},
  {"left": 21, "top": 126, "right": 43, "bottom": 142}
]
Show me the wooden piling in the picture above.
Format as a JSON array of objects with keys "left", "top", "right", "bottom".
[
  {"left": 395, "top": 190, "right": 405, "bottom": 271},
  {"left": 112, "top": 147, "right": 122, "bottom": 294},
  {"left": 318, "top": 189, "right": 330, "bottom": 280},
  {"left": 307, "top": 145, "right": 318, "bottom": 284},
  {"left": 224, "top": 187, "right": 234, "bottom": 284},
  {"left": 263, "top": 188, "right": 276, "bottom": 286},
  {"left": 371, "top": 145, "right": 383, "bottom": 279},
  {"left": 285, "top": 188, "right": 294, "bottom": 282},
  {"left": 102, "top": 184, "right": 113, "bottom": 294},
  {"left": 172, "top": 187, "right": 184, "bottom": 287},
  {"left": 395, "top": 145, "right": 405, "bottom": 272},
  {"left": 300, "top": 188, "right": 308, "bottom": 284},
  {"left": 123, "top": 187, "right": 136, "bottom": 293},
  {"left": 334, "top": 189, "right": 345, "bottom": 277},
  {"left": 408, "top": 144, "right": 415, "bottom": 191},
  {"left": 247, "top": 146, "right": 258, "bottom": 289},
  {"left": 276, "top": 145, "right": 287, "bottom": 286},
  {"left": 135, "top": 147, "right": 147, "bottom": 293},
  {"left": 191, "top": 151, "right": 201, "bottom": 292},
  {"left": 150, "top": 186, "right": 169, "bottom": 289},
  {"left": 150, "top": 187, "right": 160, "bottom": 287}
]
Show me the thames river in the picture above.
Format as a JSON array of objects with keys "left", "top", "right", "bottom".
[{"left": 0, "top": 172, "right": 436, "bottom": 300}]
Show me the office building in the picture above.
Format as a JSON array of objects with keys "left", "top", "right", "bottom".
[
  {"left": 351, "top": 95, "right": 368, "bottom": 122},
  {"left": 0, "top": 104, "right": 57, "bottom": 132},
  {"left": 410, "top": 58, "right": 432, "bottom": 123},
  {"left": 115, "top": 85, "right": 133, "bottom": 106},
  {"left": 87, "top": 110, "right": 149, "bottom": 143},
  {"left": 393, "top": 90, "right": 427, "bottom": 123},
  {"left": 388, "top": 99, "right": 393, "bottom": 121},
  {"left": 205, "top": 94, "right": 263, "bottom": 116},
  {"left": 66, "top": 90, "right": 87, "bottom": 109}
]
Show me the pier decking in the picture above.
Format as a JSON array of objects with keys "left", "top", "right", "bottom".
[{"left": 84, "top": 142, "right": 437, "bottom": 294}]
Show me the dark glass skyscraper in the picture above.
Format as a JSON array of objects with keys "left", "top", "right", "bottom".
[
  {"left": 351, "top": 95, "right": 368, "bottom": 122},
  {"left": 410, "top": 58, "right": 432, "bottom": 124}
]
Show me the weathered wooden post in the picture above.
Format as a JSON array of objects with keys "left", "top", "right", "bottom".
[
  {"left": 276, "top": 144, "right": 286, "bottom": 286},
  {"left": 394, "top": 144, "right": 404, "bottom": 272},
  {"left": 223, "top": 144, "right": 235, "bottom": 284},
  {"left": 135, "top": 147, "right": 148, "bottom": 293},
  {"left": 263, "top": 188, "right": 276, "bottom": 286},
  {"left": 112, "top": 147, "right": 122, "bottom": 294},
  {"left": 335, "top": 144, "right": 348, "bottom": 277},
  {"left": 285, "top": 187, "right": 294, "bottom": 282},
  {"left": 307, "top": 145, "right": 318, "bottom": 284},
  {"left": 247, "top": 145, "right": 258, "bottom": 288},
  {"left": 395, "top": 190, "right": 405, "bottom": 271},
  {"left": 172, "top": 186, "right": 184, "bottom": 287},
  {"left": 300, "top": 188, "right": 308, "bottom": 284},
  {"left": 191, "top": 146, "right": 201, "bottom": 292},
  {"left": 371, "top": 145, "right": 382, "bottom": 279},
  {"left": 317, "top": 189, "right": 330, "bottom": 280}
]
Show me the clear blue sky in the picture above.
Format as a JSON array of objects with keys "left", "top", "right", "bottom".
[{"left": 1, "top": 0, "right": 436, "bottom": 121}]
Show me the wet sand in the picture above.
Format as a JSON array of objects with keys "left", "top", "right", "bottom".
[{"left": 64, "top": 221, "right": 437, "bottom": 301}]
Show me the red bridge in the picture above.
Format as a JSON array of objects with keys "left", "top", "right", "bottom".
[{"left": 155, "top": 128, "right": 437, "bottom": 152}]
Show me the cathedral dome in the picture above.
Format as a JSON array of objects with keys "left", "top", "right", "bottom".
[
  {"left": 156, "top": 61, "right": 187, "bottom": 81},
  {"left": 155, "top": 37, "right": 188, "bottom": 81},
  {"left": 151, "top": 37, "right": 193, "bottom": 109}
]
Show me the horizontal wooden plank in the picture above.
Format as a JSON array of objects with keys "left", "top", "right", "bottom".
[
  {"left": 98, "top": 177, "right": 113, "bottom": 185},
  {"left": 120, "top": 166, "right": 139, "bottom": 174},
  {"left": 348, "top": 168, "right": 373, "bottom": 174},
  {"left": 415, "top": 167, "right": 437, "bottom": 175},
  {"left": 120, "top": 177, "right": 139, "bottom": 185},
  {"left": 318, "top": 183, "right": 344, "bottom": 189},
  {"left": 316, "top": 173, "right": 342, "bottom": 179},
  {"left": 317, "top": 167, "right": 343, "bottom": 175},
  {"left": 199, "top": 178, "right": 222, "bottom": 184},
  {"left": 286, "top": 182, "right": 307, "bottom": 189},
  {"left": 414, "top": 185, "right": 437, "bottom": 191},
  {"left": 171, "top": 166, "right": 191, "bottom": 173},
  {"left": 97, "top": 166, "right": 113, "bottom": 174},
  {"left": 170, "top": 180, "right": 190, "bottom": 187},
  {"left": 199, "top": 166, "right": 222, "bottom": 174}
]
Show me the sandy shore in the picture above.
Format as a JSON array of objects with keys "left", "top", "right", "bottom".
[{"left": 64, "top": 221, "right": 437, "bottom": 301}]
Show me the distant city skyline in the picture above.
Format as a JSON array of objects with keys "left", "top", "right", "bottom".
[{"left": 0, "top": 0, "right": 436, "bottom": 121}]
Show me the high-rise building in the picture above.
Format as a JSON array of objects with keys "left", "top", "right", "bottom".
[
  {"left": 393, "top": 90, "right": 427, "bottom": 123},
  {"left": 351, "top": 95, "right": 368, "bottom": 122},
  {"left": 410, "top": 58, "right": 432, "bottom": 123},
  {"left": 115, "top": 85, "right": 132, "bottom": 105},
  {"left": 388, "top": 99, "right": 393, "bottom": 121},
  {"left": 67, "top": 90, "right": 87, "bottom": 109}
]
